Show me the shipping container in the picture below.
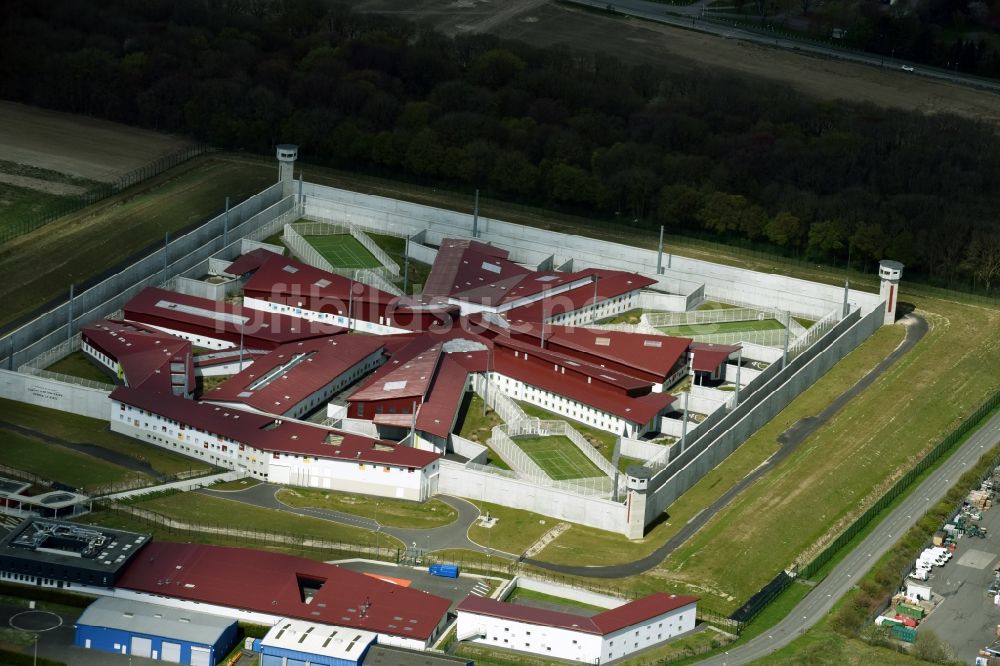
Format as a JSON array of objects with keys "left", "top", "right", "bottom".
[{"left": 429, "top": 564, "right": 460, "bottom": 578}]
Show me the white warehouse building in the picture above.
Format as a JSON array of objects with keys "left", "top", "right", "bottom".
[{"left": 456, "top": 592, "right": 698, "bottom": 663}]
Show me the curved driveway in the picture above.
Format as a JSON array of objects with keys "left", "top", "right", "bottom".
[
  {"left": 198, "top": 483, "right": 509, "bottom": 556},
  {"left": 697, "top": 408, "right": 1000, "bottom": 664},
  {"left": 525, "top": 314, "right": 927, "bottom": 577}
]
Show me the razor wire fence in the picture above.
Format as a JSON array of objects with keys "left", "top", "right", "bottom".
[{"left": 0, "top": 144, "right": 213, "bottom": 245}]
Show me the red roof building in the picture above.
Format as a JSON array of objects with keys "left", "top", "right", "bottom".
[
  {"left": 203, "top": 336, "right": 386, "bottom": 419},
  {"left": 456, "top": 592, "right": 697, "bottom": 662},
  {"left": 81, "top": 320, "right": 194, "bottom": 397},
  {"left": 690, "top": 342, "right": 741, "bottom": 382},
  {"left": 116, "top": 542, "right": 451, "bottom": 648},
  {"left": 123, "top": 287, "right": 344, "bottom": 351}
]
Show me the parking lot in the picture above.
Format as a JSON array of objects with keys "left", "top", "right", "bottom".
[{"left": 915, "top": 500, "right": 1000, "bottom": 663}]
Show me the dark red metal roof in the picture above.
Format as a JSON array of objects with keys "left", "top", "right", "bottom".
[
  {"left": 504, "top": 269, "right": 656, "bottom": 322},
  {"left": 117, "top": 542, "right": 451, "bottom": 641},
  {"left": 415, "top": 355, "right": 470, "bottom": 438},
  {"left": 110, "top": 386, "right": 438, "bottom": 469},
  {"left": 224, "top": 248, "right": 283, "bottom": 277},
  {"left": 457, "top": 593, "right": 698, "bottom": 635},
  {"left": 690, "top": 343, "right": 741, "bottom": 372},
  {"left": 204, "top": 336, "right": 385, "bottom": 415},
  {"left": 123, "top": 287, "right": 344, "bottom": 349},
  {"left": 349, "top": 342, "right": 443, "bottom": 403},
  {"left": 244, "top": 255, "right": 397, "bottom": 308},
  {"left": 82, "top": 320, "right": 193, "bottom": 395}
]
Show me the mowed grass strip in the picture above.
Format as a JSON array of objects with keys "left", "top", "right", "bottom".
[
  {"left": 513, "top": 435, "right": 605, "bottom": 480},
  {"left": 464, "top": 500, "right": 556, "bottom": 555},
  {"left": 0, "top": 156, "right": 275, "bottom": 329},
  {"left": 276, "top": 486, "right": 458, "bottom": 529},
  {"left": 132, "top": 492, "right": 395, "bottom": 548},
  {"left": 0, "top": 182, "right": 80, "bottom": 233},
  {"left": 0, "top": 398, "right": 212, "bottom": 478},
  {"left": 303, "top": 233, "right": 380, "bottom": 269},
  {"left": 2, "top": 431, "right": 143, "bottom": 491},
  {"left": 657, "top": 318, "right": 785, "bottom": 336}
]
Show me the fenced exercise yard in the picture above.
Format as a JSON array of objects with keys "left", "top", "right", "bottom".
[
  {"left": 304, "top": 233, "right": 381, "bottom": 269},
  {"left": 513, "top": 434, "right": 606, "bottom": 481}
]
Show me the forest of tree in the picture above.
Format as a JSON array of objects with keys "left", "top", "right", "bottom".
[{"left": 1, "top": 0, "right": 999, "bottom": 292}]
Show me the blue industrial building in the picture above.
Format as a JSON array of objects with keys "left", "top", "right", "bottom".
[
  {"left": 251, "top": 619, "right": 376, "bottom": 666},
  {"left": 75, "top": 597, "right": 237, "bottom": 665}
]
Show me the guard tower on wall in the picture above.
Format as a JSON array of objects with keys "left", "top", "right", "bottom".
[
  {"left": 625, "top": 465, "right": 652, "bottom": 540},
  {"left": 276, "top": 144, "right": 298, "bottom": 198},
  {"left": 879, "top": 260, "right": 904, "bottom": 325}
]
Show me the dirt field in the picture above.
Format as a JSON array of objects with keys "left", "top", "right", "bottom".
[
  {"left": 353, "top": 0, "right": 1000, "bottom": 125},
  {"left": 0, "top": 101, "right": 192, "bottom": 182}
]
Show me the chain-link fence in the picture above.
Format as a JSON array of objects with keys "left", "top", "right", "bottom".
[{"left": 0, "top": 144, "right": 213, "bottom": 245}]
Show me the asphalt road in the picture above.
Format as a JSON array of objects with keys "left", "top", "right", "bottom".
[
  {"left": 564, "top": 0, "right": 1000, "bottom": 94},
  {"left": 524, "top": 315, "right": 927, "bottom": 578},
  {"left": 696, "top": 408, "right": 1000, "bottom": 665}
]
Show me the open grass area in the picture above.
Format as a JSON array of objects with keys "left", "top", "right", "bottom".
[
  {"left": 0, "top": 155, "right": 275, "bottom": 329},
  {"left": 0, "top": 398, "right": 212, "bottom": 478},
  {"left": 208, "top": 477, "right": 262, "bottom": 491},
  {"left": 367, "top": 232, "right": 433, "bottom": 294},
  {"left": 596, "top": 308, "right": 645, "bottom": 325},
  {"left": 1, "top": 431, "right": 143, "bottom": 491},
  {"left": 516, "top": 402, "right": 619, "bottom": 462},
  {"left": 513, "top": 435, "right": 606, "bottom": 480},
  {"left": 303, "top": 233, "right": 380, "bottom": 269},
  {"left": 454, "top": 395, "right": 510, "bottom": 469},
  {"left": 465, "top": 500, "right": 556, "bottom": 556},
  {"left": 44, "top": 350, "right": 115, "bottom": 385},
  {"left": 0, "top": 183, "right": 80, "bottom": 234},
  {"left": 131, "top": 491, "right": 395, "bottom": 548},
  {"left": 657, "top": 318, "right": 785, "bottom": 336},
  {"left": 276, "top": 486, "right": 458, "bottom": 528}
]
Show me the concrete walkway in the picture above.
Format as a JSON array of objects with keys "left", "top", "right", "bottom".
[
  {"left": 523, "top": 314, "right": 927, "bottom": 578},
  {"left": 100, "top": 470, "right": 237, "bottom": 501},
  {"left": 197, "top": 483, "right": 516, "bottom": 558}
]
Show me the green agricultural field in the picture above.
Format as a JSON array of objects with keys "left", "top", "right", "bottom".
[
  {"left": 131, "top": 491, "right": 395, "bottom": 548},
  {"left": 1, "top": 431, "right": 144, "bottom": 491},
  {"left": 657, "top": 318, "right": 785, "bottom": 336},
  {"left": 276, "top": 486, "right": 458, "bottom": 529},
  {"left": 44, "top": 350, "right": 115, "bottom": 385},
  {"left": 0, "top": 156, "right": 275, "bottom": 329},
  {"left": 513, "top": 435, "right": 606, "bottom": 480},
  {"left": 303, "top": 233, "right": 380, "bottom": 269},
  {"left": 0, "top": 398, "right": 212, "bottom": 478}
]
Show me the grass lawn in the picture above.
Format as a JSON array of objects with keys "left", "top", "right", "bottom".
[
  {"left": 465, "top": 500, "right": 556, "bottom": 555},
  {"left": 454, "top": 395, "right": 510, "bottom": 469},
  {"left": 596, "top": 308, "right": 645, "bottom": 325},
  {"left": 505, "top": 586, "right": 607, "bottom": 613},
  {"left": 131, "top": 491, "right": 397, "bottom": 548},
  {"left": 260, "top": 232, "right": 287, "bottom": 253},
  {"left": 513, "top": 435, "right": 606, "bottom": 480},
  {"left": 276, "top": 486, "right": 458, "bottom": 529},
  {"left": 1, "top": 431, "right": 143, "bottom": 491},
  {"left": 0, "top": 183, "right": 83, "bottom": 236},
  {"left": 516, "top": 402, "right": 619, "bottom": 462},
  {"left": 209, "top": 477, "right": 261, "bottom": 491},
  {"left": 367, "top": 232, "right": 433, "bottom": 294},
  {"left": 658, "top": 318, "right": 785, "bottom": 336},
  {"left": 44, "top": 350, "right": 115, "bottom": 385},
  {"left": 303, "top": 233, "right": 380, "bottom": 269},
  {"left": 0, "top": 155, "right": 275, "bottom": 329},
  {"left": 0, "top": 398, "right": 213, "bottom": 478}
]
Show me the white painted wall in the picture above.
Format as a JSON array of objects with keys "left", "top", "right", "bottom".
[
  {"left": 456, "top": 610, "right": 603, "bottom": 662},
  {"left": 0, "top": 370, "right": 110, "bottom": 419},
  {"left": 242, "top": 296, "right": 410, "bottom": 335}
]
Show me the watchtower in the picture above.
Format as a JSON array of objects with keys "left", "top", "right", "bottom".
[
  {"left": 878, "top": 260, "right": 904, "bottom": 325},
  {"left": 276, "top": 144, "right": 298, "bottom": 198},
  {"left": 625, "top": 464, "right": 652, "bottom": 540}
]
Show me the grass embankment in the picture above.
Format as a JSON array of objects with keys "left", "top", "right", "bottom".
[
  {"left": 505, "top": 587, "right": 607, "bottom": 613},
  {"left": 1, "top": 431, "right": 137, "bottom": 491},
  {"left": 44, "top": 350, "right": 115, "bottom": 385},
  {"left": 0, "top": 398, "right": 211, "bottom": 478},
  {"left": 126, "top": 491, "right": 398, "bottom": 548},
  {"left": 0, "top": 155, "right": 274, "bottom": 329},
  {"left": 276, "top": 486, "right": 458, "bottom": 529}
]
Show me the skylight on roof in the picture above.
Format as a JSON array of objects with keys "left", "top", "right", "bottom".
[
  {"left": 594, "top": 337, "right": 611, "bottom": 346},
  {"left": 481, "top": 262, "right": 501, "bottom": 274},
  {"left": 383, "top": 380, "right": 408, "bottom": 391},
  {"left": 282, "top": 265, "right": 299, "bottom": 273},
  {"left": 314, "top": 278, "right": 331, "bottom": 288},
  {"left": 535, "top": 275, "right": 558, "bottom": 282},
  {"left": 599, "top": 374, "right": 618, "bottom": 381},
  {"left": 643, "top": 340, "right": 662, "bottom": 348}
]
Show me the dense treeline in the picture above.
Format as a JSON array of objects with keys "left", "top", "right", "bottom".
[{"left": 2, "top": 0, "right": 999, "bottom": 291}]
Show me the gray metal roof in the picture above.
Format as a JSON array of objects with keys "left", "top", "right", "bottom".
[
  {"left": 76, "top": 597, "right": 235, "bottom": 645},
  {"left": 363, "top": 644, "right": 472, "bottom": 665},
  {"left": 0, "top": 517, "right": 149, "bottom": 575}
]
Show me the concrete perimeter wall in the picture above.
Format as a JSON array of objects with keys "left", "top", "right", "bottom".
[
  {"left": 301, "top": 183, "right": 881, "bottom": 318},
  {"left": 437, "top": 460, "right": 628, "bottom": 535},
  {"left": 0, "top": 369, "right": 109, "bottom": 419},
  {"left": 643, "top": 303, "right": 886, "bottom": 520}
]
